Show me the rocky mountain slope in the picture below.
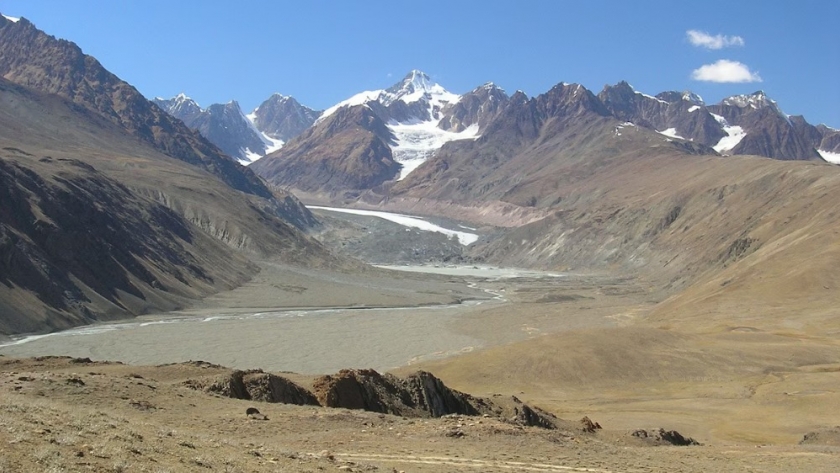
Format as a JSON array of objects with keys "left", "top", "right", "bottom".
[
  {"left": 599, "top": 82, "right": 839, "bottom": 161},
  {"left": 153, "top": 95, "right": 280, "bottom": 164},
  {"left": 252, "top": 71, "right": 499, "bottom": 194},
  {"left": 248, "top": 93, "right": 321, "bottom": 142},
  {"left": 250, "top": 104, "right": 400, "bottom": 195},
  {"left": 252, "top": 74, "right": 837, "bottom": 198},
  {"left": 0, "top": 15, "right": 274, "bottom": 197},
  {"left": 0, "top": 16, "right": 335, "bottom": 335},
  {"left": 153, "top": 92, "right": 320, "bottom": 165}
]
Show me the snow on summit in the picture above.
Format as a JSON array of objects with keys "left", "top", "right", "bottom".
[
  {"left": 319, "top": 70, "right": 480, "bottom": 180},
  {"left": 319, "top": 70, "right": 459, "bottom": 121},
  {"left": 382, "top": 70, "right": 460, "bottom": 108}
]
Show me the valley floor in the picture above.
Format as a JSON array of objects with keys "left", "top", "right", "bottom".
[{"left": 1, "top": 209, "right": 839, "bottom": 471}]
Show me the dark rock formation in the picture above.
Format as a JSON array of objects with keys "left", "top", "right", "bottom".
[
  {"left": 186, "top": 369, "right": 320, "bottom": 406},
  {"left": 631, "top": 428, "right": 700, "bottom": 446},
  {"left": 599, "top": 82, "right": 726, "bottom": 145},
  {"left": 250, "top": 94, "right": 320, "bottom": 142},
  {"left": 154, "top": 96, "right": 270, "bottom": 162},
  {"left": 312, "top": 369, "right": 484, "bottom": 418},
  {"left": 439, "top": 83, "right": 509, "bottom": 132}
]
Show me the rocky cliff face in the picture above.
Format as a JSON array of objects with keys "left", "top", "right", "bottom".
[
  {"left": 250, "top": 94, "right": 321, "bottom": 142},
  {"left": 313, "top": 369, "right": 485, "bottom": 418},
  {"left": 154, "top": 97, "right": 272, "bottom": 163},
  {"left": 708, "top": 92, "right": 821, "bottom": 160},
  {"left": 439, "top": 83, "right": 509, "bottom": 132},
  {"left": 188, "top": 369, "right": 320, "bottom": 406},
  {"left": 186, "top": 367, "right": 559, "bottom": 428},
  {"left": 598, "top": 82, "right": 726, "bottom": 145},
  {"left": 598, "top": 82, "right": 825, "bottom": 161}
]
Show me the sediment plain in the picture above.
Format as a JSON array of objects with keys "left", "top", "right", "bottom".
[{"left": 3, "top": 210, "right": 838, "bottom": 472}]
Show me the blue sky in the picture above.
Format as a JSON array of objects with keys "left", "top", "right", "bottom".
[{"left": 2, "top": 0, "right": 838, "bottom": 127}]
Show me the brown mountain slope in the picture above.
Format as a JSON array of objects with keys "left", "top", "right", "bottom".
[
  {"left": 251, "top": 105, "right": 399, "bottom": 195},
  {"left": 380, "top": 80, "right": 840, "bottom": 302},
  {"left": 386, "top": 82, "right": 707, "bottom": 214},
  {"left": 0, "top": 15, "right": 271, "bottom": 198},
  {"left": 0, "top": 77, "right": 335, "bottom": 335}
]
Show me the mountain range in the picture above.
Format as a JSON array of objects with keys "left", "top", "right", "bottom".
[
  {"left": 154, "top": 71, "right": 839, "bottom": 199},
  {"left": 152, "top": 93, "right": 320, "bottom": 164}
]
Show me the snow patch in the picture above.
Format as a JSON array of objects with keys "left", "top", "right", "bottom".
[
  {"left": 657, "top": 128, "right": 685, "bottom": 140},
  {"left": 713, "top": 125, "right": 746, "bottom": 153},
  {"left": 635, "top": 90, "right": 668, "bottom": 105},
  {"left": 318, "top": 89, "right": 384, "bottom": 122},
  {"left": 307, "top": 206, "right": 479, "bottom": 246},
  {"left": 391, "top": 121, "right": 479, "bottom": 180},
  {"left": 817, "top": 149, "right": 840, "bottom": 164},
  {"left": 614, "top": 122, "right": 635, "bottom": 136},
  {"left": 240, "top": 148, "right": 262, "bottom": 165},
  {"left": 682, "top": 92, "right": 705, "bottom": 105},
  {"left": 687, "top": 105, "right": 701, "bottom": 113},
  {"left": 240, "top": 108, "right": 285, "bottom": 164},
  {"left": 2, "top": 14, "right": 20, "bottom": 23},
  {"left": 318, "top": 70, "right": 459, "bottom": 123},
  {"left": 709, "top": 112, "right": 746, "bottom": 153}
]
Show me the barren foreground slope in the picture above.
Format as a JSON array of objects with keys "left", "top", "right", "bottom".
[{"left": 1, "top": 356, "right": 837, "bottom": 473}]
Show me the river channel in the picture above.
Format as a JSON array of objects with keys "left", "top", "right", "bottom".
[{"left": 0, "top": 265, "right": 566, "bottom": 374}]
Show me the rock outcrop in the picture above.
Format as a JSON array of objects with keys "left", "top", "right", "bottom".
[
  {"left": 312, "top": 369, "right": 486, "bottom": 418},
  {"left": 186, "top": 369, "right": 320, "bottom": 406},
  {"left": 187, "top": 367, "right": 558, "bottom": 429},
  {"left": 631, "top": 428, "right": 700, "bottom": 446}
]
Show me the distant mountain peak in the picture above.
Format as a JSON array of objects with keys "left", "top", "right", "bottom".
[
  {"left": 682, "top": 92, "right": 705, "bottom": 105},
  {"left": 154, "top": 93, "right": 203, "bottom": 117},
  {"left": 614, "top": 80, "right": 634, "bottom": 90},
  {"left": 382, "top": 69, "right": 456, "bottom": 106},
  {"left": 721, "top": 90, "right": 774, "bottom": 109},
  {"left": 388, "top": 69, "right": 434, "bottom": 93}
]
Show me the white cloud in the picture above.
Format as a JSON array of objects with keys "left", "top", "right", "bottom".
[
  {"left": 691, "top": 60, "right": 762, "bottom": 83},
  {"left": 687, "top": 30, "right": 745, "bottom": 50}
]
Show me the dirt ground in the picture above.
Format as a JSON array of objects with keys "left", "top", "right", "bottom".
[
  {"left": 1, "top": 356, "right": 838, "bottom": 473},
  {"left": 2, "top": 212, "right": 839, "bottom": 471}
]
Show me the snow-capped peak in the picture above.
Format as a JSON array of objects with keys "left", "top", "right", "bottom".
[
  {"left": 174, "top": 92, "right": 194, "bottom": 103},
  {"left": 682, "top": 91, "right": 705, "bottom": 105},
  {"left": 154, "top": 93, "right": 203, "bottom": 115},
  {"left": 1, "top": 14, "right": 20, "bottom": 23},
  {"left": 381, "top": 69, "right": 458, "bottom": 106},
  {"left": 721, "top": 91, "right": 789, "bottom": 124},
  {"left": 318, "top": 69, "right": 459, "bottom": 122},
  {"left": 387, "top": 70, "right": 436, "bottom": 96},
  {"left": 472, "top": 82, "right": 507, "bottom": 96},
  {"left": 721, "top": 91, "right": 774, "bottom": 109}
]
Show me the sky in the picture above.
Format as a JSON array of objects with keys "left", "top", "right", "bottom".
[{"left": 2, "top": 0, "right": 838, "bottom": 127}]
